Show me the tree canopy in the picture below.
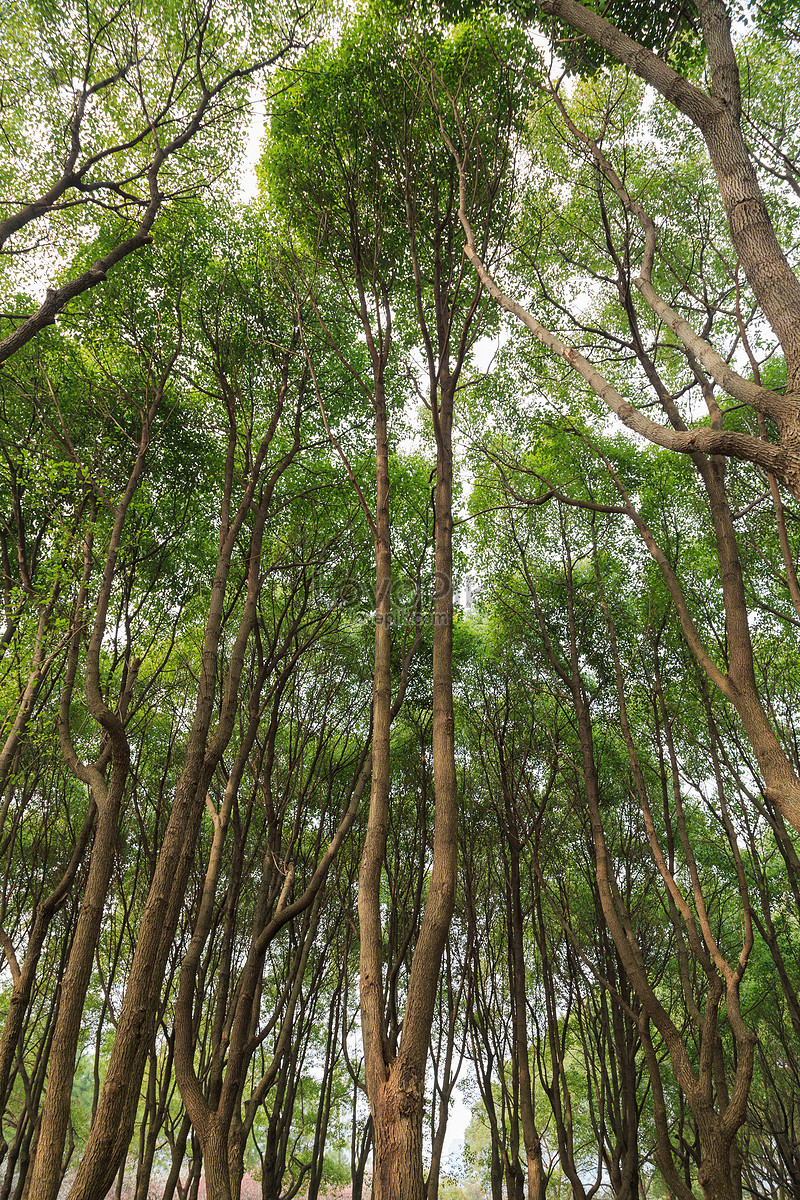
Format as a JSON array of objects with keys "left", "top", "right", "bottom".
[{"left": 0, "top": 2, "right": 799, "bottom": 1199}]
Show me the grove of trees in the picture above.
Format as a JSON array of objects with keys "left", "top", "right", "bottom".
[{"left": 1, "top": 0, "right": 799, "bottom": 1198}]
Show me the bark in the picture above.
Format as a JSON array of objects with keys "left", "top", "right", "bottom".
[
  {"left": 23, "top": 785, "right": 125, "bottom": 1200},
  {"left": 357, "top": 358, "right": 398, "bottom": 1196},
  {"left": 64, "top": 355, "right": 302, "bottom": 1200},
  {"left": 197, "top": 1123, "right": 233, "bottom": 1200},
  {"left": 506, "top": 808, "right": 546, "bottom": 1200},
  {"left": 24, "top": 372, "right": 164, "bottom": 1200},
  {"left": 519, "top": 521, "right": 756, "bottom": 1200},
  {"left": 377, "top": 375, "right": 459, "bottom": 1197},
  {"left": 371, "top": 1062, "right": 426, "bottom": 1200},
  {"left": 0, "top": 800, "right": 95, "bottom": 1109},
  {"left": 359, "top": 373, "right": 459, "bottom": 1199}
]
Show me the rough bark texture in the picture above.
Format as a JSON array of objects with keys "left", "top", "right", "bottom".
[{"left": 372, "top": 1063, "right": 426, "bottom": 1200}]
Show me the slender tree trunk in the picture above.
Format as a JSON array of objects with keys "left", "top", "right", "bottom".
[
  {"left": 360, "top": 371, "right": 459, "bottom": 1198},
  {"left": 26, "top": 461, "right": 144, "bottom": 1200},
  {"left": 24, "top": 789, "right": 124, "bottom": 1200},
  {"left": 65, "top": 376, "right": 301, "bottom": 1200},
  {"left": 506, "top": 807, "right": 546, "bottom": 1200},
  {"left": 358, "top": 372, "right": 397, "bottom": 1196},
  {"left": 0, "top": 802, "right": 95, "bottom": 1108},
  {"left": 159, "top": 1114, "right": 191, "bottom": 1200},
  {"left": 425, "top": 941, "right": 466, "bottom": 1200}
]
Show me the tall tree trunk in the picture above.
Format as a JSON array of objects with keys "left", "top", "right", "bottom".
[
  {"left": 358, "top": 372, "right": 397, "bottom": 1196},
  {"left": 200, "top": 1123, "right": 233, "bottom": 1200},
  {"left": 360, "top": 373, "right": 459, "bottom": 1198},
  {"left": 24, "top": 381, "right": 161, "bottom": 1200},
  {"left": 64, "top": 374, "right": 301, "bottom": 1200},
  {"left": 505, "top": 795, "right": 546, "bottom": 1200},
  {"left": 23, "top": 786, "right": 124, "bottom": 1200}
]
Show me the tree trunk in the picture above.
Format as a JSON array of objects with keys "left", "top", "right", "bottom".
[
  {"left": 24, "top": 788, "right": 123, "bottom": 1200},
  {"left": 358, "top": 364, "right": 397, "bottom": 1187},
  {"left": 360, "top": 369, "right": 458, "bottom": 1197},
  {"left": 64, "top": 384, "right": 301, "bottom": 1200},
  {"left": 506, "top": 807, "right": 546, "bottom": 1200},
  {"left": 696, "top": 1119, "right": 742, "bottom": 1200},
  {"left": 536, "top": 0, "right": 800, "bottom": 399},
  {"left": 372, "top": 1062, "right": 426, "bottom": 1200},
  {"left": 201, "top": 1124, "right": 234, "bottom": 1200}
]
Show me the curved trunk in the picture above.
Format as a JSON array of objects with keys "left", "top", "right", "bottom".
[
  {"left": 23, "top": 786, "right": 123, "bottom": 1200},
  {"left": 64, "top": 380, "right": 301, "bottom": 1200},
  {"left": 536, "top": 0, "right": 800, "bottom": 396},
  {"left": 0, "top": 802, "right": 95, "bottom": 1108}
]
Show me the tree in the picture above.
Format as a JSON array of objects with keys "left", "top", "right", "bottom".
[
  {"left": 443, "top": 6, "right": 800, "bottom": 835},
  {"left": 0, "top": 0, "right": 308, "bottom": 364},
  {"left": 1, "top": 4, "right": 800, "bottom": 1199},
  {"left": 264, "top": 10, "right": 532, "bottom": 1194}
]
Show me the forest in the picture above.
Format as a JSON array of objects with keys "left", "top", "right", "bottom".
[{"left": 1, "top": 0, "right": 799, "bottom": 1197}]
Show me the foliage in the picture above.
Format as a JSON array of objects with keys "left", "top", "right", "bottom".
[{"left": 0, "top": 3, "right": 800, "bottom": 1200}]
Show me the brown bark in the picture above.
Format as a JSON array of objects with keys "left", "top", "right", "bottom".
[
  {"left": 505, "top": 799, "right": 546, "bottom": 1200},
  {"left": 357, "top": 339, "right": 397, "bottom": 1191},
  {"left": 0, "top": 799, "right": 95, "bottom": 1109},
  {"left": 25, "top": 372, "right": 165, "bottom": 1200},
  {"left": 359, "top": 375, "right": 459, "bottom": 1200},
  {"left": 63, "top": 349, "right": 303, "bottom": 1200},
  {"left": 371, "top": 1061, "right": 426, "bottom": 1200},
  {"left": 517, "top": 520, "right": 755, "bottom": 1200}
]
